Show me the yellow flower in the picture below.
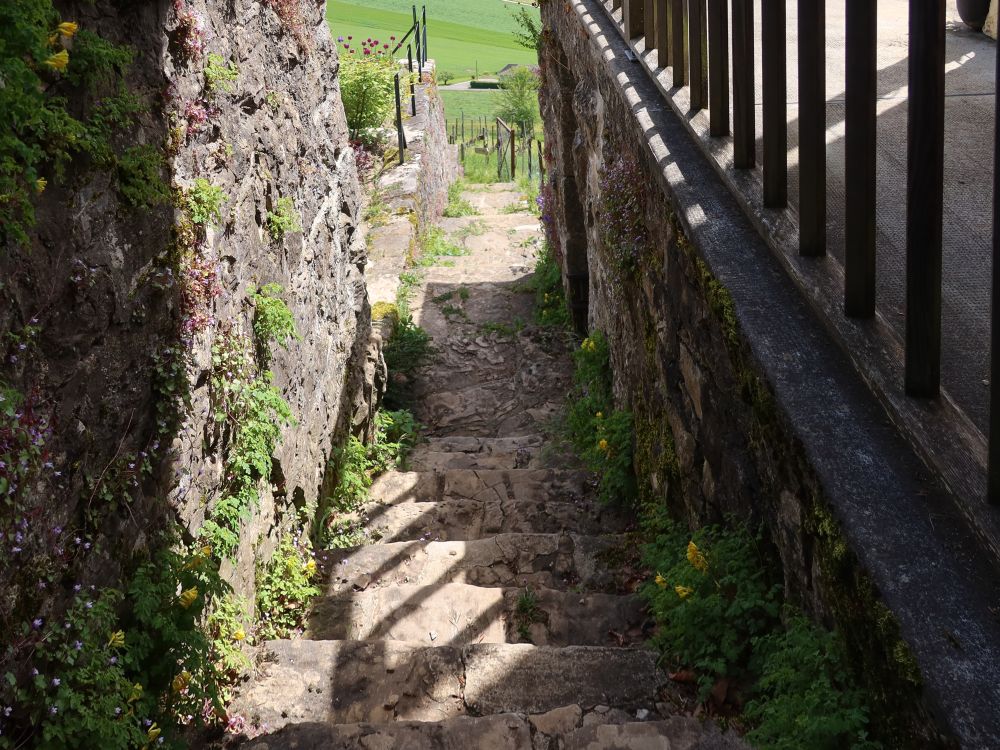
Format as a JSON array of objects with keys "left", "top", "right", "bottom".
[
  {"left": 57, "top": 22, "right": 79, "bottom": 37},
  {"left": 233, "top": 628, "right": 246, "bottom": 642},
  {"left": 108, "top": 630, "right": 125, "bottom": 648},
  {"left": 201, "top": 545, "right": 212, "bottom": 557},
  {"left": 598, "top": 438, "right": 609, "bottom": 452},
  {"left": 675, "top": 585, "right": 693, "bottom": 599},
  {"left": 35, "top": 178, "right": 47, "bottom": 193},
  {"left": 171, "top": 671, "right": 191, "bottom": 693},
  {"left": 686, "top": 541, "right": 708, "bottom": 573},
  {"left": 654, "top": 573, "right": 667, "bottom": 589},
  {"left": 147, "top": 723, "right": 161, "bottom": 742},
  {"left": 128, "top": 683, "right": 143, "bottom": 703},
  {"left": 178, "top": 586, "right": 199, "bottom": 609},
  {"left": 595, "top": 411, "right": 603, "bottom": 419},
  {"left": 44, "top": 50, "right": 70, "bottom": 71},
  {"left": 304, "top": 558, "right": 317, "bottom": 574}
]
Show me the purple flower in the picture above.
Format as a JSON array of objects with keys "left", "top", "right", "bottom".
[
  {"left": 11, "top": 547, "right": 20, "bottom": 554},
  {"left": 49, "top": 706, "right": 57, "bottom": 715},
  {"left": 51, "top": 678, "right": 60, "bottom": 687},
  {"left": 73, "top": 641, "right": 82, "bottom": 651},
  {"left": 32, "top": 618, "right": 43, "bottom": 629},
  {"left": 73, "top": 584, "right": 81, "bottom": 592},
  {"left": 84, "top": 601, "right": 93, "bottom": 609},
  {"left": 31, "top": 669, "right": 38, "bottom": 676},
  {"left": 108, "top": 656, "right": 118, "bottom": 665},
  {"left": 337, "top": 35, "right": 344, "bottom": 42},
  {"left": 114, "top": 707, "right": 122, "bottom": 716}
]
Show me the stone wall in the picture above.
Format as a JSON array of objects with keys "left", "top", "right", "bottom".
[
  {"left": 0, "top": 0, "right": 378, "bottom": 622},
  {"left": 538, "top": 1, "right": 977, "bottom": 746}
]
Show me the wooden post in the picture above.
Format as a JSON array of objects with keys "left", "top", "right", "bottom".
[
  {"left": 905, "top": 0, "right": 946, "bottom": 397},
  {"left": 671, "top": 0, "right": 687, "bottom": 87},
  {"left": 990, "top": 22, "right": 1000, "bottom": 503},
  {"left": 732, "top": 0, "right": 755, "bottom": 168},
  {"left": 707, "top": 0, "right": 729, "bottom": 135},
  {"left": 762, "top": 0, "right": 787, "bottom": 208},
  {"left": 688, "top": 0, "right": 708, "bottom": 110},
  {"left": 653, "top": 0, "right": 670, "bottom": 69},
  {"left": 624, "top": 0, "right": 645, "bottom": 39},
  {"left": 798, "top": 0, "right": 826, "bottom": 256}
]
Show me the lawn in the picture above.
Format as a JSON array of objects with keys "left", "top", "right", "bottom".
[
  {"left": 327, "top": 0, "right": 539, "bottom": 81},
  {"left": 439, "top": 90, "right": 542, "bottom": 136}
]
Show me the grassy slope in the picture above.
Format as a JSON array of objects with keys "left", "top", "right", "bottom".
[{"left": 327, "top": 0, "right": 538, "bottom": 79}]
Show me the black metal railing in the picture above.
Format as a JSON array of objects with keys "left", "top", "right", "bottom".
[
  {"left": 389, "top": 5, "right": 428, "bottom": 165},
  {"left": 601, "top": 0, "right": 1000, "bottom": 504}
]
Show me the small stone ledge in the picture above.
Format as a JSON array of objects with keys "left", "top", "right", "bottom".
[{"left": 542, "top": 0, "right": 1000, "bottom": 746}]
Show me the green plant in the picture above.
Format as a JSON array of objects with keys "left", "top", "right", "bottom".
[
  {"left": 205, "top": 594, "right": 252, "bottom": 680},
  {"left": 599, "top": 155, "right": 651, "bottom": 276},
  {"left": 532, "top": 242, "right": 571, "bottom": 328},
  {"left": 514, "top": 586, "right": 544, "bottom": 642},
  {"left": 418, "top": 226, "right": 470, "bottom": 266},
  {"left": 116, "top": 144, "right": 170, "bottom": 208},
  {"left": 256, "top": 533, "right": 319, "bottom": 640},
  {"left": 249, "top": 283, "right": 301, "bottom": 365},
  {"left": 203, "top": 52, "right": 238, "bottom": 94},
  {"left": 495, "top": 67, "right": 540, "bottom": 136},
  {"left": 368, "top": 409, "right": 419, "bottom": 474},
  {"left": 383, "top": 314, "right": 433, "bottom": 409},
  {"left": 266, "top": 196, "right": 302, "bottom": 240},
  {"left": 641, "top": 520, "right": 781, "bottom": 700},
  {"left": 187, "top": 178, "right": 227, "bottom": 226},
  {"left": 564, "top": 332, "right": 637, "bottom": 506},
  {"left": 443, "top": 180, "right": 478, "bottom": 217},
  {"left": 340, "top": 50, "right": 396, "bottom": 137},
  {"left": 745, "top": 615, "right": 880, "bottom": 750},
  {"left": 510, "top": 3, "right": 542, "bottom": 53}
]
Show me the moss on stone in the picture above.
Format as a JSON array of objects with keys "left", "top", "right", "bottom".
[{"left": 371, "top": 301, "right": 399, "bottom": 324}]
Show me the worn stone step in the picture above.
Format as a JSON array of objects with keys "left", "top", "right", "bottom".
[
  {"left": 320, "top": 533, "right": 625, "bottom": 594},
  {"left": 239, "top": 713, "right": 747, "bottom": 749},
  {"left": 231, "top": 640, "right": 668, "bottom": 730},
  {"left": 364, "top": 497, "right": 628, "bottom": 542},
  {"left": 369, "top": 468, "right": 592, "bottom": 505},
  {"left": 305, "top": 582, "right": 647, "bottom": 647}
]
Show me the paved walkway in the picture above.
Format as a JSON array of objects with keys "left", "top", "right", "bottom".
[{"left": 230, "top": 185, "right": 744, "bottom": 748}]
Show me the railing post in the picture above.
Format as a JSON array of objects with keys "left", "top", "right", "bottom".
[
  {"left": 394, "top": 72, "right": 405, "bottom": 166},
  {"left": 422, "top": 6, "right": 427, "bottom": 64},
  {"left": 528, "top": 137, "right": 534, "bottom": 179},
  {"left": 688, "top": 0, "right": 708, "bottom": 110},
  {"left": 407, "top": 45, "right": 417, "bottom": 116},
  {"left": 511, "top": 128, "right": 517, "bottom": 180},
  {"left": 905, "top": 0, "right": 945, "bottom": 397},
  {"left": 798, "top": 0, "right": 826, "bottom": 256},
  {"left": 731, "top": 0, "right": 754, "bottom": 168},
  {"left": 644, "top": 0, "right": 655, "bottom": 48},
  {"left": 652, "top": 0, "right": 669, "bottom": 69},
  {"left": 623, "top": 0, "right": 645, "bottom": 39},
  {"left": 761, "top": 0, "right": 787, "bottom": 208},
  {"left": 670, "top": 0, "right": 687, "bottom": 87},
  {"left": 707, "top": 0, "right": 729, "bottom": 136},
  {"left": 991, "top": 27, "right": 1000, "bottom": 503},
  {"left": 844, "top": 0, "right": 877, "bottom": 317}
]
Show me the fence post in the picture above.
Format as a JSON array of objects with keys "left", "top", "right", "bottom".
[
  {"left": 511, "top": 128, "right": 516, "bottom": 180},
  {"left": 762, "top": 0, "right": 787, "bottom": 208},
  {"left": 732, "top": 0, "right": 754, "bottom": 168},
  {"left": 394, "top": 72, "right": 405, "bottom": 165},
  {"left": 991, "top": 27, "right": 1000, "bottom": 503},
  {"left": 707, "top": 0, "right": 729, "bottom": 135},
  {"left": 689, "top": 0, "right": 707, "bottom": 110},
  {"left": 422, "top": 6, "right": 428, "bottom": 64},
  {"left": 528, "top": 138, "right": 534, "bottom": 179},
  {"left": 670, "top": 0, "right": 686, "bottom": 87},
  {"left": 407, "top": 45, "right": 417, "bottom": 116},
  {"left": 905, "top": 0, "right": 945, "bottom": 397},
  {"left": 844, "top": 0, "right": 877, "bottom": 317},
  {"left": 798, "top": 0, "right": 826, "bottom": 256},
  {"left": 623, "top": 0, "right": 644, "bottom": 39},
  {"left": 653, "top": 0, "right": 669, "bottom": 69}
]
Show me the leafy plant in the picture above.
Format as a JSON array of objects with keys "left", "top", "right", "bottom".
[
  {"left": 564, "top": 332, "right": 637, "bottom": 506},
  {"left": 599, "top": 155, "right": 651, "bottom": 276},
  {"left": 532, "top": 242, "right": 571, "bottom": 328},
  {"left": 186, "top": 178, "right": 227, "bottom": 226},
  {"left": 509, "top": 3, "right": 542, "bottom": 53},
  {"left": 443, "top": 180, "right": 478, "bottom": 218},
  {"left": 116, "top": 144, "right": 170, "bottom": 208},
  {"left": 641, "top": 520, "right": 781, "bottom": 700},
  {"left": 203, "top": 52, "right": 238, "bottom": 94},
  {"left": 249, "top": 283, "right": 301, "bottom": 365},
  {"left": 495, "top": 67, "right": 540, "bottom": 136},
  {"left": 266, "top": 196, "right": 302, "bottom": 240},
  {"left": 382, "top": 315, "right": 433, "bottom": 409},
  {"left": 256, "top": 534, "right": 319, "bottom": 640},
  {"left": 745, "top": 615, "right": 880, "bottom": 750},
  {"left": 339, "top": 43, "right": 397, "bottom": 137}
]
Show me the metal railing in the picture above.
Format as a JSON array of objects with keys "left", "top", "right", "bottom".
[
  {"left": 389, "top": 5, "right": 428, "bottom": 165},
  {"left": 605, "top": 0, "right": 1000, "bottom": 505},
  {"left": 448, "top": 114, "right": 545, "bottom": 183}
]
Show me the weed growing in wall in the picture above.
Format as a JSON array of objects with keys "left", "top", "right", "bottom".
[
  {"left": 256, "top": 532, "right": 319, "bottom": 639},
  {"left": 203, "top": 53, "right": 238, "bottom": 95},
  {"left": 598, "top": 155, "right": 651, "bottom": 277},
  {"left": 265, "top": 0, "right": 311, "bottom": 52},
  {"left": 172, "top": 0, "right": 208, "bottom": 62},
  {"left": 249, "top": 283, "right": 301, "bottom": 365},
  {"left": 382, "top": 316, "right": 433, "bottom": 409},
  {"left": 564, "top": 332, "right": 637, "bottom": 506},
  {"left": 187, "top": 178, "right": 227, "bottom": 226},
  {"left": 531, "top": 241, "right": 571, "bottom": 328},
  {"left": 443, "top": 181, "right": 479, "bottom": 218},
  {"left": 265, "top": 197, "right": 303, "bottom": 241}
]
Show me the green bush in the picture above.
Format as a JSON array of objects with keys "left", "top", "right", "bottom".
[
  {"left": 256, "top": 534, "right": 319, "bottom": 640},
  {"left": 383, "top": 314, "right": 433, "bottom": 409},
  {"left": 186, "top": 178, "right": 227, "bottom": 226},
  {"left": 266, "top": 196, "right": 302, "bottom": 240},
  {"left": 249, "top": 283, "right": 301, "bottom": 365},
  {"left": 532, "top": 241, "right": 570, "bottom": 328},
  {"left": 203, "top": 52, "right": 238, "bottom": 95},
  {"left": 745, "top": 615, "right": 880, "bottom": 750},
  {"left": 340, "top": 52, "right": 396, "bottom": 138},
  {"left": 564, "top": 331, "right": 637, "bottom": 506},
  {"left": 495, "top": 67, "right": 540, "bottom": 136},
  {"left": 116, "top": 144, "right": 170, "bottom": 208}
]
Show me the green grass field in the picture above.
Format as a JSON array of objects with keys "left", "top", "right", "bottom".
[{"left": 327, "top": 0, "right": 538, "bottom": 81}]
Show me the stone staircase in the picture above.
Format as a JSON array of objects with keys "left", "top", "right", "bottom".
[{"left": 231, "top": 185, "right": 745, "bottom": 748}]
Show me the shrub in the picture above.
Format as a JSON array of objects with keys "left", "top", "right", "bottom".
[
  {"left": 495, "top": 67, "right": 540, "bottom": 136},
  {"left": 256, "top": 533, "right": 319, "bottom": 640},
  {"left": 382, "top": 315, "right": 432, "bottom": 409},
  {"left": 266, "top": 196, "right": 302, "bottom": 241},
  {"left": 203, "top": 52, "right": 238, "bottom": 95},
  {"left": 532, "top": 242, "right": 570, "bottom": 328},
  {"left": 116, "top": 144, "right": 170, "bottom": 208},
  {"left": 339, "top": 41, "right": 397, "bottom": 138},
  {"left": 186, "top": 178, "right": 227, "bottom": 226}
]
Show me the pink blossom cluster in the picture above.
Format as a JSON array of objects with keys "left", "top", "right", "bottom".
[
  {"left": 183, "top": 99, "right": 218, "bottom": 136},
  {"left": 338, "top": 34, "right": 395, "bottom": 58},
  {"left": 180, "top": 252, "right": 223, "bottom": 338},
  {"left": 173, "top": 0, "right": 209, "bottom": 61}
]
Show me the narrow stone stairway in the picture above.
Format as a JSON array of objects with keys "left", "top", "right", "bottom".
[{"left": 234, "top": 185, "right": 744, "bottom": 748}]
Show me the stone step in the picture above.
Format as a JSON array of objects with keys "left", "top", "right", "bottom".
[
  {"left": 305, "top": 582, "right": 647, "bottom": 647},
  {"left": 239, "top": 713, "right": 747, "bottom": 749},
  {"left": 415, "top": 384, "right": 564, "bottom": 438},
  {"left": 369, "top": 468, "right": 592, "bottom": 506},
  {"left": 319, "top": 533, "right": 625, "bottom": 594},
  {"left": 408, "top": 435, "right": 548, "bottom": 471},
  {"left": 365, "top": 497, "right": 628, "bottom": 543},
  {"left": 231, "top": 640, "right": 669, "bottom": 730}
]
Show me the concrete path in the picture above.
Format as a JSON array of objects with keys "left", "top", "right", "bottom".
[{"left": 229, "top": 185, "right": 746, "bottom": 748}]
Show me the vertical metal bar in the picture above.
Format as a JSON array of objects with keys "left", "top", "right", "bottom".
[
  {"left": 422, "top": 6, "right": 427, "bottom": 63},
  {"left": 416, "top": 22, "right": 422, "bottom": 78},
  {"left": 732, "top": 0, "right": 755, "bottom": 168},
  {"left": 511, "top": 128, "right": 517, "bottom": 180},
  {"left": 689, "top": 0, "right": 708, "bottom": 110},
  {"left": 529, "top": 137, "right": 534, "bottom": 179},
  {"left": 905, "top": 0, "right": 945, "bottom": 397},
  {"left": 844, "top": 0, "right": 877, "bottom": 316},
  {"left": 707, "top": 0, "right": 729, "bottom": 135},
  {"left": 395, "top": 73, "right": 405, "bottom": 165},
  {"left": 654, "top": 0, "right": 670, "bottom": 69},
  {"left": 408, "top": 45, "right": 417, "bottom": 116},
  {"left": 671, "top": 0, "right": 687, "bottom": 87},
  {"left": 798, "top": 0, "right": 826, "bottom": 256},
  {"left": 624, "top": 0, "right": 645, "bottom": 39},
  {"left": 762, "top": 0, "right": 787, "bottom": 208},
  {"left": 990, "top": 29, "right": 1000, "bottom": 504}
]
